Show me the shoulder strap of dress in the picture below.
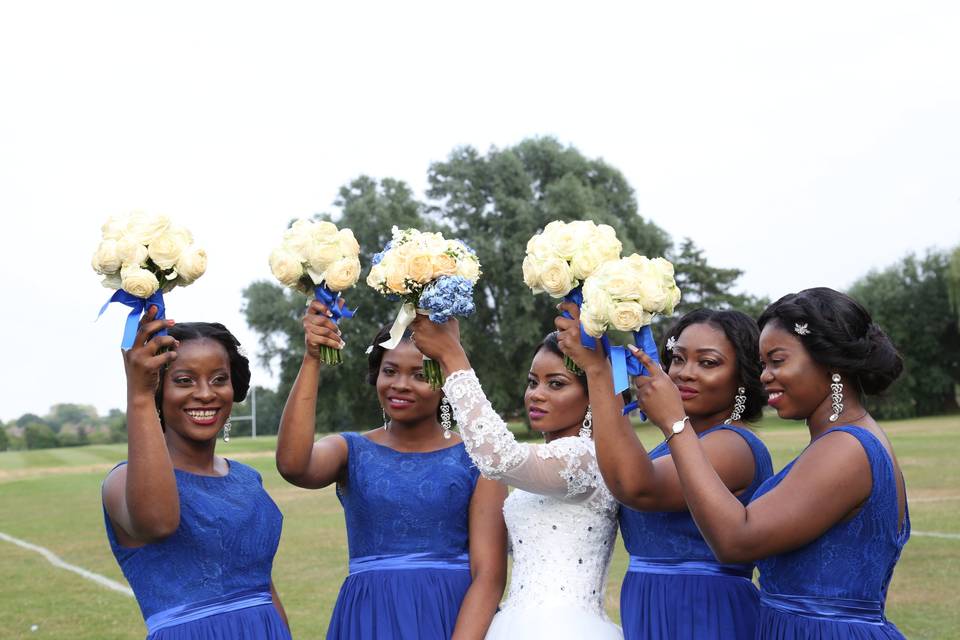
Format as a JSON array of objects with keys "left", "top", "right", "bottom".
[
  {"left": 702, "top": 424, "right": 774, "bottom": 492},
  {"left": 823, "top": 426, "right": 897, "bottom": 513}
]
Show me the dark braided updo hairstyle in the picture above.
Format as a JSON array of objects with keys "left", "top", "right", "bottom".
[{"left": 757, "top": 287, "right": 903, "bottom": 396}]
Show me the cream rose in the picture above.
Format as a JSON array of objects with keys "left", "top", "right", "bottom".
[
  {"left": 579, "top": 307, "right": 609, "bottom": 338},
  {"left": 406, "top": 251, "right": 436, "bottom": 284},
  {"left": 538, "top": 257, "right": 576, "bottom": 297},
  {"left": 282, "top": 220, "right": 315, "bottom": 261},
  {"left": 120, "top": 264, "right": 160, "bottom": 298},
  {"left": 269, "top": 247, "right": 305, "bottom": 288},
  {"left": 366, "top": 263, "right": 386, "bottom": 290},
  {"left": 324, "top": 257, "right": 361, "bottom": 291},
  {"left": 91, "top": 239, "right": 121, "bottom": 274},
  {"left": 431, "top": 252, "right": 458, "bottom": 277},
  {"left": 148, "top": 227, "right": 191, "bottom": 270},
  {"left": 101, "top": 214, "right": 129, "bottom": 240},
  {"left": 336, "top": 228, "right": 360, "bottom": 257},
  {"left": 307, "top": 239, "right": 343, "bottom": 272},
  {"left": 456, "top": 255, "right": 481, "bottom": 282},
  {"left": 522, "top": 255, "right": 542, "bottom": 291},
  {"left": 582, "top": 285, "right": 615, "bottom": 326},
  {"left": 570, "top": 244, "right": 606, "bottom": 281},
  {"left": 526, "top": 233, "right": 556, "bottom": 260},
  {"left": 312, "top": 221, "right": 339, "bottom": 238},
  {"left": 125, "top": 212, "right": 171, "bottom": 245},
  {"left": 611, "top": 300, "right": 649, "bottom": 332},
  {"left": 176, "top": 247, "right": 207, "bottom": 285},
  {"left": 543, "top": 221, "right": 580, "bottom": 260},
  {"left": 115, "top": 237, "right": 149, "bottom": 267}
]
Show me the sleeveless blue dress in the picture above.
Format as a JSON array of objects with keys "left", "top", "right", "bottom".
[
  {"left": 619, "top": 424, "right": 773, "bottom": 639},
  {"left": 753, "top": 426, "right": 910, "bottom": 639},
  {"left": 326, "top": 432, "right": 481, "bottom": 640},
  {"left": 103, "top": 460, "right": 290, "bottom": 639}
]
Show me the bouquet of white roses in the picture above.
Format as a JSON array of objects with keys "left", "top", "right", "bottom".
[
  {"left": 581, "top": 254, "right": 681, "bottom": 414},
  {"left": 269, "top": 218, "right": 362, "bottom": 365},
  {"left": 522, "top": 220, "right": 622, "bottom": 371},
  {"left": 366, "top": 226, "right": 481, "bottom": 388},
  {"left": 93, "top": 211, "right": 207, "bottom": 349}
]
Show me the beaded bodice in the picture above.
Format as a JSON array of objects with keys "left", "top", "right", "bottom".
[{"left": 443, "top": 369, "right": 619, "bottom": 617}]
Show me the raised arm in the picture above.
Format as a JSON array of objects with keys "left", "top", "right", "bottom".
[
  {"left": 632, "top": 349, "right": 873, "bottom": 563},
  {"left": 102, "top": 307, "right": 182, "bottom": 543},
  {"left": 555, "top": 303, "right": 754, "bottom": 512},
  {"left": 452, "top": 477, "right": 508, "bottom": 640},
  {"left": 412, "top": 316, "right": 603, "bottom": 501},
  {"left": 275, "top": 300, "right": 349, "bottom": 489}
]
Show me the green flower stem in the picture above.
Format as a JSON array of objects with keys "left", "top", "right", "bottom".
[
  {"left": 320, "top": 345, "right": 343, "bottom": 366},
  {"left": 563, "top": 354, "right": 583, "bottom": 376},
  {"left": 423, "top": 358, "right": 444, "bottom": 390}
]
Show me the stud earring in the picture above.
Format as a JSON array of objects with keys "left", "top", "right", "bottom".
[
  {"left": 440, "top": 397, "right": 453, "bottom": 439},
  {"left": 828, "top": 373, "right": 843, "bottom": 422},
  {"left": 223, "top": 420, "right": 231, "bottom": 442},
  {"left": 579, "top": 406, "right": 593, "bottom": 439},
  {"left": 725, "top": 387, "right": 747, "bottom": 424}
]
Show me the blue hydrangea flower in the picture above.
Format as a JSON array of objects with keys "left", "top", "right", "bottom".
[{"left": 419, "top": 276, "right": 476, "bottom": 323}]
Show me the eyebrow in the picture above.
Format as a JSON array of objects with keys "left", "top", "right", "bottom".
[
  {"left": 672, "top": 346, "right": 726, "bottom": 357},
  {"left": 765, "top": 347, "right": 788, "bottom": 358},
  {"left": 382, "top": 359, "right": 423, "bottom": 370}
]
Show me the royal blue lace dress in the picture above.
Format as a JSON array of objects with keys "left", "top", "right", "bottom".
[
  {"left": 618, "top": 425, "right": 773, "bottom": 640},
  {"left": 326, "top": 432, "right": 481, "bottom": 640},
  {"left": 103, "top": 460, "right": 290, "bottom": 639},
  {"left": 753, "top": 426, "right": 910, "bottom": 639}
]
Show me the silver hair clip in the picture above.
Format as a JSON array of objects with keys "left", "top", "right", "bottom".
[
  {"left": 665, "top": 335, "right": 678, "bottom": 351},
  {"left": 794, "top": 323, "right": 811, "bottom": 336},
  {"left": 365, "top": 345, "right": 375, "bottom": 354}
]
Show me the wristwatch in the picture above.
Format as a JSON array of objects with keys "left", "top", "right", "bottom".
[{"left": 664, "top": 416, "right": 690, "bottom": 444}]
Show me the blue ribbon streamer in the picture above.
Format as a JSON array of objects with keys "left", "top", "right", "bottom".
[
  {"left": 562, "top": 287, "right": 597, "bottom": 351},
  {"left": 619, "top": 325, "right": 660, "bottom": 419},
  {"left": 314, "top": 283, "right": 356, "bottom": 324},
  {"left": 97, "top": 289, "right": 166, "bottom": 350}
]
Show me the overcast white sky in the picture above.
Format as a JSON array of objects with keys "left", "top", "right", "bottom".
[{"left": 1, "top": 1, "right": 958, "bottom": 421}]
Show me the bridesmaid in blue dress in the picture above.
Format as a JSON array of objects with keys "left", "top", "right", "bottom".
[
  {"left": 557, "top": 306, "right": 772, "bottom": 639},
  {"left": 275, "top": 300, "right": 507, "bottom": 639},
  {"left": 632, "top": 287, "right": 909, "bottom": 639},
  {"left": 102, "top": 309, "right": 291, "bottom": 639}
]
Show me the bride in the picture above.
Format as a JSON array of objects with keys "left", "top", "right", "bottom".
[{"left": 411, "top": 316, "right": 622, "bottom": 639}]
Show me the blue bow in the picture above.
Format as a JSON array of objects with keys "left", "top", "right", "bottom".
[
  {"left": 315, "top": 283, "right": 356, "bottom": 324},
  {"left": 97, "top": 289, "right": 166, "bottom": 350}
]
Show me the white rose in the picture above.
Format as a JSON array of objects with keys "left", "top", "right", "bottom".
[
  {"left": 538, "top": 257, "right": 576, "bottom": 297},
  {"left": 91, "top": 239, "right": 121, "bottom": 274},
  {"left": 176, "top": 247, "right": 207, "bottom": 285},
  {"left": 312, "top": 221, "right": 339, "bottom": 239},
  {"left": 115, "top": 237, "right": 149, "bottom": 267},
  {"left": 635, "top": 262, "right": 669, "bottom": 311},
  {"left": 611, "top": 300, "right": 648, "bottom": 332},
  {"left": 101, "top": 214, "right": 129, "bottom": 240},
  {"left": 324, "top": 257, "right": 361, "bottom": 291},
  {"left": 366, "top": 263, "right": 386, "bottom": 290},
  {"left": 582, "top": 285, "right": 615, "bottom": 326},
  {"left": 593, "top": 226, "right": 623, "bottom": 261},
  {"left": 282, "top": 220, "right": 314, "bottom": 261},
  {"left": 579, "top": 307, "right": 609, "bottom": 338},
  {"left": 336, "top": 228, "right": 360, "bottom": 257},
  {"left": 665, "top": 285, "right": 681, "bottom": 315},
  {"left": 148, "top": 227, "right": 191, "bottom": 270},
  {"left": 526, "top": 233, "right": 556, "bottom": 260},
  {"left": 600, "top": 261, "right": 641, "bottom": 299},
  {"left": 269, "top": 247, "right": 305, "bottom": 287},
  {"left": 569, "top": 243, "right": 606, "bottom": 281},
  {"left": 543, "top": 221, "right": 580, "bottom": 260},
  {"left": 120, "top": 264, "right": 160, "bottom": 298},
  {"left": 522, "top": 255, "right": 542, "bottom": 291},
  {"left": 307, "top": 238, "right": 343, "bottom": 272},
  {"left": 456, "top": 255, "right": 481, "bottom": 282},
  {"left": 124, "top": 212, "right": 170, "bottom": 245}
]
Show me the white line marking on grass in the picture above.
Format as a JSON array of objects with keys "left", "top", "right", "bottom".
[
  {"left": 0, "top": 531, "right": 134, "bottom": 597},
  {"left": 910, "top": 495, "right": 960, "bottom": 503},
  {"left": 912, "top": 530, "right": 960, "bottom": 540}
]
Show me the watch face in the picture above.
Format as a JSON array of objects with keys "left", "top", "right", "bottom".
[{"left": 672, "top": 419, "right": 686, "bottom": 434}]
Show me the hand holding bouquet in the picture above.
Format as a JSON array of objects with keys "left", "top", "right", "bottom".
[
  {"left": 269, "top": 219, "right": 361, "bottom": 365},
  {"left": 522, "top": 220, "right": 622, "bottom": 371},
  {"left": 366, "top": 226, "right": 481, "bottom": 388},
  {"left": 93, "top": 212, "right": 207, "bottom": 349},
  {"left": 580, "top": 255, "right": 681, "bottom": 415}
]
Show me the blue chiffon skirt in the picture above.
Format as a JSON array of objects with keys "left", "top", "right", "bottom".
[
  {"left": 327, "top": 568, "right": 472, "bottom": 639},
  {"left": 148, "top": 604, "right": 290, "bottom": 640},
  {"left": 620, "top": 571, "right": 759, "bottom": 640}
]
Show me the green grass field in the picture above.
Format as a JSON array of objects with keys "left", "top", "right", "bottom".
[{"left": 1, "top": 415, "right": 958, "bottom": 639}]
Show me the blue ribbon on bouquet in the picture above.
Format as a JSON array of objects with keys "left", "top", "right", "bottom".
[
  {"left": 97, "top": 289, "right": 166, "bottom": 350},
  {"left": 613, "top": 325, "right": 660, "bottom": 419},
  {"left": 315, "top": 283, "right": 356, "bottom": 324},
  {"left": 562, "top": 287, "right": 598, "bottom": 352}
]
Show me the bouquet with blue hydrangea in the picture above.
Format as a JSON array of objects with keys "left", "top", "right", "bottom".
[{"left": 367, "top": 226, "right": 481, "bottom": 388}]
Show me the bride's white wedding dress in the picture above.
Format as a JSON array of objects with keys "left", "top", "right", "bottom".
[{"left": 443, "top": 369, "right": 623, "bottom": 639}]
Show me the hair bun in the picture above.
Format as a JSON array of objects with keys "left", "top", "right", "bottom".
[{"left": 857, "top": 323, "right": 903, "bottom": 395}]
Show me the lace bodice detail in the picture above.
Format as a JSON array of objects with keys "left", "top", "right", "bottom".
[{"left": 443, "top": 368, "right": 619, "bottom": 615}]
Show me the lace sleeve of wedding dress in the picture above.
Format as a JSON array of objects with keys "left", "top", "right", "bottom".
[{"left": 443, "top": 368, "right": 604, "bottom": 502}]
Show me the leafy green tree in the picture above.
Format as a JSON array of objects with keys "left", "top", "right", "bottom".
[
  {"left": 16, "top": 413, "right": 48, "bottom": 429},
  {"left": 56, "top": 425, "right": 88, "bottom": 447},
  {"left": 948, "top": 244, "right": 960, "bottom": 323},
  {"left": 0, "top": 425, "right": 8, "bottom": 452},
  {"left": 105, "top": 408, "right": 127, "bottom": 443},
  {"left": 24, "top": 422, "right": 58, "bottom": 449},
  {"left": 46, "top": 403, "right": 98, "bottom": 433},
  {"left": 669, "top": 238, "right": 770, "bottom": 320},
  {"left": 426, "top": 137, "right": 671, "bottom": 413},
  {"left": 849, "top": 250, "right": 960, "bottom": 419}
]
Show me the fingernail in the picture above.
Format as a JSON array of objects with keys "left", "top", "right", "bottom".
[
  {"left": 167, "top": 320, "right": 175, "bottom": 326},
  {"left": 339, "top": 340, "right": 346, "bottom": 349}
]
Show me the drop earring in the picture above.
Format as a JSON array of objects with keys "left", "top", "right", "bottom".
[
  {"left": 828, "top": 374, "right": 843, "bottom": 422},
  {"left": 382, "top": 409, "right": 390, "bottom": 430},
  {"left": 579, "top": 406, "right": 593, "bottom": 438},
  {"left": 223, "top": 420, "right": 231, "bottom": 442},
  {"left": 440, "top": 397, "right": 453, "bottom": 439},
  {"left": 724, "top": 387, "right": 746, "bottom": 424}
]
